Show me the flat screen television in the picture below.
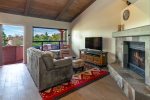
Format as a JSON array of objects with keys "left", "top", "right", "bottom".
[{"left": 85, "top": 37, "right": 102, "bottom": 50}]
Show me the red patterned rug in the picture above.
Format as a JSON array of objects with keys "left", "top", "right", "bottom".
[{"left": 40, "top": 68, "right": 109, "bottom": 100}]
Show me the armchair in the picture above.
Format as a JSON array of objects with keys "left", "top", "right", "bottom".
[{"left": 60, "top": 44, "right": 72, "bottom": 58}]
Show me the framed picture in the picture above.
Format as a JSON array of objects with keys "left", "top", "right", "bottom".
[{"left": 123, "top": 9, "right": 130, "bottom": 21}]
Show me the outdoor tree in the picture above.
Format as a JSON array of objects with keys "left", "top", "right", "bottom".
[
  {"left": 49, "top": 33, "right": 61, "bottom": 44},
  {"left": 14, "top": 34, "right": 23, "bottom": 46},
  {"left": 32, "top": 34, "right": 42, "bottom": 46},
  {"left": 2, "top": 32, "right": 7, "bottom": 46},
  {"left": 32, "top": 31, "right": 61, "bottom": 46},
  {"left": 37, "top": 32, "right": 49, "bottom": 41},
  {"left": 49, "top": 34, "right": 60, "bottom": 41}
]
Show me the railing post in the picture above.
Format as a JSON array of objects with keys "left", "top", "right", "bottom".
[
  {"left": 41, "top": 42, "right": 43, "bottom": 51},
  {"left": 59, "top": 41, "right": 61, "bottom": 49}
]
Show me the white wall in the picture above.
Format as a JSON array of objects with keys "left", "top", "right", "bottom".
[
  {"left": 121, "top": 0, "right": 150, "bottom": 29},
  {"left": 0, "top": 12, "right": 70, "bottom": 63},
  {"left": 71, "top": 0, "right": 126, "bottom": 62}
]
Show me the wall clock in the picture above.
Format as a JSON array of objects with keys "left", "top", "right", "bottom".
[{"left": 123, "top": 9, "right": 130, "bottom": 21}]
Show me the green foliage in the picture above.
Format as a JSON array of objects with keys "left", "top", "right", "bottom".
[
  {"left": 15, "top": 39, "right": 23, "bottom": 46},
  {"left": 33, "top": 32, "right": 61, "bottom": 46},
  {"left": 33, "top": 32, "right": 61, "bottom": 41},
  {"left": 32, "top": 42, "right": 42, "bottom": 47},
  {"left": 34, "top": 34, "right": 41, "bottom": 41},
  {"left": 49, "top": 34, "right": 61, "bottom": 44},
  {"left": 2, "top": 32, "right": 7, "bottom": 46},
  {"left": 2, "top": 32, "right": 23, "bottom": 46},
  {"left": 49, "top": 34, "right": 61, "bottom": 41}
]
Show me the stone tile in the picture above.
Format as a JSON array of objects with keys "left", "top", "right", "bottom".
[{"left": 135, "top": 91, "right": 150, "bottom": 100}]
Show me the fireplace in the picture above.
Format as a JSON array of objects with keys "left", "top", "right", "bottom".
[
  {"left": 124, "top": 41, "right": 145, "bottom": 77},
  {"left": 109, "top": 25, "right": 150, "bottom": 100}
]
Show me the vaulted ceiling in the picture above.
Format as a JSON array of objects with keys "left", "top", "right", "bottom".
[{"left": 0, "top": 0, "right": 96, "bottom": 22}]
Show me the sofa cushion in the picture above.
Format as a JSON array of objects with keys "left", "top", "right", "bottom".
[
  {"left": 42, "top": 54, "right": 54, "bottom": 70},
  {"left": 43, "top": 51, "right": 54, "bottom": 58},
  {"left": 54, "top": 58, "right": 72, "bottom": 68}
]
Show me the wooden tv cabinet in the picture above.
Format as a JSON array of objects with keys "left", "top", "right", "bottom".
[{"left": 79, "top": 49, "right": 107, "bottom": 67}]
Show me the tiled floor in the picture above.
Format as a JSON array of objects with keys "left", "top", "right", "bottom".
[{"left": 0, "top": 63, "right": 128, "bottom": 100}]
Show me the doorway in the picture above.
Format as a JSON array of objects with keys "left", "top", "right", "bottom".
[{"left": 1, "top": 24, "right": 24, "bottom": 65}]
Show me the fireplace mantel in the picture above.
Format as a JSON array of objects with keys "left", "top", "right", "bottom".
[{"left": 113, "top": 25, "right": 150, "bottom": 38}]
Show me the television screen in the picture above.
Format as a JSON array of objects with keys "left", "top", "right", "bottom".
[{"left": 85, "top": 37, "right": 102, "bottom": 50}]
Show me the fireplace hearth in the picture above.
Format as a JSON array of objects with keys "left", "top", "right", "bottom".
[{"left": 126, "top": 42, "right": 145, "bottom": 77}]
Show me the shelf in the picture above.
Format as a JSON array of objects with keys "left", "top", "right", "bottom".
[{"left": 79, "top": 49, "right": 107, "bottom": 67}]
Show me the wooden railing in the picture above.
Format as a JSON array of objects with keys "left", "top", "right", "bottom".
[{"left": 2, "top": 46, "right": 23, "bottom": 65}]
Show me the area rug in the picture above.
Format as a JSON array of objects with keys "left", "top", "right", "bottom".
[{"left": 40, "top": 68, "right": 109, "bottom": 100}]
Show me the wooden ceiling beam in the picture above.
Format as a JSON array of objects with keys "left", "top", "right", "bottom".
[
  {"left": 24, "top": 0, "right": 32, "bottom": 15},
  {"left": 56, "top": 0, "right": 74, "bottom": 20}
]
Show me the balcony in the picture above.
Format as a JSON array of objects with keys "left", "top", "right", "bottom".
[{"left": 2, "top": 46, "right": 23, "bottom": 65}]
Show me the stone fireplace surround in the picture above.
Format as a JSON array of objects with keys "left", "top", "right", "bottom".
[{"left": 108, "top": 25, "right": 150, "bottom": 100}]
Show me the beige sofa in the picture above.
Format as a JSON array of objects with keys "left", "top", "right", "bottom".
[{"left": 27, "top": 47, "right": 73, "bottom": 91}]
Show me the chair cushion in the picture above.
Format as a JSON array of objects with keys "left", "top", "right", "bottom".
[{"left": 42, "top": 54, "right": 54, "bottom": 70}]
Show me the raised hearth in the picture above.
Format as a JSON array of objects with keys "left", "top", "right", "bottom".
[{"left": 108, "top": 63, "right": 150, "bottom": 100}]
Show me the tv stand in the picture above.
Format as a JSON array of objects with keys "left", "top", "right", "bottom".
[{"left": 79, "top": 49, "right": 107, "bottom": 67}]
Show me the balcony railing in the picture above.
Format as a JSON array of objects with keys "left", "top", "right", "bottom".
[
  {"left": 33, "top": 41, "right": 67, "bottom": 51},
  {"left": 2, "top": 46, "right": 23, "bottom": 65}
]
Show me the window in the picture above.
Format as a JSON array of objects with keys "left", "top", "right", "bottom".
[{"left": 32, "top": 27, "right": 67, "bottom": 50}]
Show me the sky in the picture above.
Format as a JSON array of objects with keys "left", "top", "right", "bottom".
[
  {"left": 2, "top": 25, "right": 61, "bottom": 37},
  {"left": 33, "top": 27, "right": 60, "bottom": 36},
  {"left": 3, "top": 25, "right": 24, "bottom": 36}
]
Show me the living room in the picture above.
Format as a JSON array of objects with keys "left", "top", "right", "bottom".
[{"left": 0, "top": 0, "right": 150, "bottom": 100}]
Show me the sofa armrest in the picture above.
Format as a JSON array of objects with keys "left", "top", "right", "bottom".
[{"left": 54, "top": 58, "right": 72, "bottom": 69}]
